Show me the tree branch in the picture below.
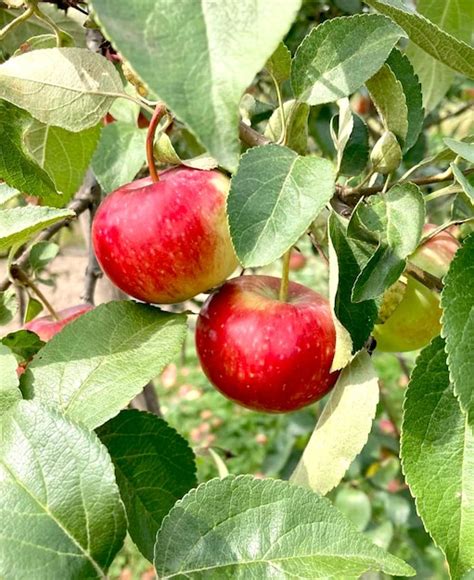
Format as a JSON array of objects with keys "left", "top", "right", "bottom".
[
  {"left": 80, "top": 171, "right": 103, "bottom": 305},
  {"left": 405, "top": 262, "right": 443, "bottom": 293},
  {"left": 239, "top": 121, "right": 271, "bottom": 147}
]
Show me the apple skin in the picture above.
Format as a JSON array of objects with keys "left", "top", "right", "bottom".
[
  {"left": 92, "top": 168, "right": 238, "bottom": 304},
  {"left": 195, "top": 275, "right": 339, "bottom": 413},
  {"left": 410, "top": 223, "right": 460, "bottom": 278},
  {"left": 24, "top": 304, "right": 93, "bottom": 342},
  {"left": 373, "top": 276, "right": 441, "bottom": 352}
]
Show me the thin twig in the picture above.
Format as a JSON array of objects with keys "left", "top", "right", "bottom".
[
  {"left": 405, "top": 262, "right": 443, "bottom": 293},
  {"left": 81, "top": 174, "right": 103, "bottom": 305},
  {"left": 238, "top": 121, "right": 271, "bottom": 147},
  {"left": 425, "top": 102, "right": 473, "bottom": 129}
]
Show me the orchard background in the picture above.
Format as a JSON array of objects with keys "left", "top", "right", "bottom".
[{"left": 0, "top": 0, "right": 473, "bottom": 578}]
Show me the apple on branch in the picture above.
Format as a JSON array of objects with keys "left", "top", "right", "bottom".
[{"left": 195, "top": 275, "right": 339, "bottom": 413}]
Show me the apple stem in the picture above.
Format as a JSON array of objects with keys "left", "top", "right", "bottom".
[
  {"left": 279, "top": 249, "right": 292, "bottom": 302},
  {"left": 10, "top": 265, "right": 60, "bottom": 321},
  {"left": 146, "top": 102, "right": 168, "bottom": 183}
]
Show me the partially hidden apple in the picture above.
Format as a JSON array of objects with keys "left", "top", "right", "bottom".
[
  {"left": 373, "top": 276, "right": 441, "bottom": 352},
  {"left": 195, "top": 275, "right": 339, "bottom": 413},
  {"left": 289, "top": 250, "right": 307, "bottom": 271},
  {"left": 24, "top": 304, "right": 93, "bottom": 342},
  {"left": 409, "top": 223, "right": 460, "bottom": 278},
  {"left": 92, "top": 168, "right": 238, "bottom": 304}
]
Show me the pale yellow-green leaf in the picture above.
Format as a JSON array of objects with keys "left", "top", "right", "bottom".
[{"left": 291, "top": 351, "right": 378, "bottom": 494}]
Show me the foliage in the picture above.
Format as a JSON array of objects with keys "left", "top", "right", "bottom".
[{"left": 0, "top": 0, "right": 473, "bottom": 578}]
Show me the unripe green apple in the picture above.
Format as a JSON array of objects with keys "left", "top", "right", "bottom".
[{"left": 373, "top": 276, "right": 441, "bottom": 352}]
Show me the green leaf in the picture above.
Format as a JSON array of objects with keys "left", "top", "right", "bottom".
[
  {"left": 0, "top": 288, "right": 18, "bottom": 326},
  {"left": 12, "top": 33, "right": 73, "bottom": 56},
  {"left": 91, "top": 123, "right": 147, "bottom": 193},
  {"left": 24, "top": 296, "right": 43, "bottom": 324},
  {"left": 0, "top": 48, "right": 124, "bottom": 131},
  {"left": 1, "top": 329, "right": 45, "bottom": 362},
  {"left": 266, "top": 41, "right": 292, "bottom": 84},
  {"left": 0, "top": 4, "right": 86, "bottom": 59},
  {"left": 291, "top": 14, "right": 406, "bottom": 105},
  {"left": 0, "top": 183, "right": 20, "bottom": 206},
  {"left": 0, "top": 344, "right": 21, "bottom": 415},
  {"left": 0, "top": 400, "right": 126, "bottom": 579},
  {"left": 24, "top": 301, "right": 187, "bottom": 430},
  {"left": 97, "top": 409, "right": 197, "bottom": 562},
  {"left": 90, "top": 0, "right": 301, "bottom": 172},
  {"left": 264, "top": 99, "right": 310, "bottom": 154},
  {"left": 401, "top": 337, "right": 474, "bottom": 579},
  {"left": 337, "top": 113, "right": 369, "bottom": 177},
  {"left": 441, "top": 233, "right": 474, "bottom": 427},
  {"left": 154, "top": 475, "right": 414, "bottom": 578},
  {"left": 352, "top": 183, "right": 425, "bottom": 301},
  {"left": 451, "top": 164, "right": 474, "bottom": 202},
  {"left": 0, "top": 101, "right": 59, "bottom": 200},
  {"left": 364, "top": 0, "right": 474, "bottom": 79},
  {"left": 24, "top": 120, "right": 101, "bottom": 207},
  {"left": 370, "top": 131, "right": 402, "bottom": 174},
  {"left": 386, "top": 48, "right": 424, "bottom": 151},
  {"left": 366, "top": 64, "right": 408, "bottom": 144},
  {"left": 328, "top": 213, "right": 378, "bottom": 353},
  {"left": 445, "top": 138, "right": 474, "bottom": 164},
  {"left": 291, "top": 351, "right": 379, "bottom": 494},
  {"left": 28, "top": 241, "right": 60, "bottom": 272},
  {"left": 228, "top": 144, "right": 335, "bottom": 267},
  {"left": 0, "top": 205, "right": 73, "bottom": 252},
  {"left": 404, "top": 0, "right": 473, "bottom": 112},
  {"left": 154, "top": 133, "right": 219, "bottom": 171},
  {"left": 334, "top": 488, "right": 372, "bottom": 532}
]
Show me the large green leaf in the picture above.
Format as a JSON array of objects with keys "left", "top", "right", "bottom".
[
  {"left": 352, "top": 183, "right": 425, "bottom": 301},
  {"left": 0, "top": 4, "right": 86, "bottom": 60},
  {"left": 405, "top": 0, "right": 473, "bottom": 112},
  {"left": 0, "top": 401, "right": 126, "bottom": 579},
  {"left": 386, "top": 49, "right": 424, "bottom": 151},
  {"left": 0, "top": 100, "right": 59, "bottom": 200},
  {"left": 365, "top": 0, "right": 474, "bottom": 79},
  {"left": 442, "top": 233, "right": 474, "bottom": 426},
  {"left": 98, "top": 410, "right": 197, "bottom": 562},
  {"left": 154, "top": 475, "right": 414, "bottom": 578},
  {"left": 291, "top": 14, "right": 406, "bottom": 105},
  {"left": 24, "top": 120, "right": 101, "bottom": 207},
  {"left": 366, "top": 64, "right": 408, "bottom": 144},
  {"left": 401, "top": 338, "right": 474, "bottom": 579},
  {"left": 228, "top": 144, "right": 335, "bottom": 267},
  {"left": 24, "top": 301, "right": 187, "bottom": 429},
  {"left": 291, "top": 351, "right": 379, "bottom": 494},
  {"left": 0, "top": 344, "right": 21, "bottom": 415},
  {"left": 90, "top": 0, "right": 301, "bottom": 172},
  {"left": 0, "top": 48, "right": 124, "bottom": 131},
  {"left": 91, "top": 123, "right": 147, "bottom": 193},
  {"left": 0, "top": 205, "right": 74, "bottom": 252},
  {"left": 328, "top": 213, "right": 378, "bottom": 353}
]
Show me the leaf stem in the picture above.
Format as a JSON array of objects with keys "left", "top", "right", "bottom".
[
  {"left": 146, "top": 102, "right": 168, "bottom": 183},
  {"left": 269, "top": 72, "right": 287, "bottom": 146},
  {"left": 0, "top": 5, "right": 35, "bottom": 41},
  {"left": 10, "top": 265, "right": 60, "bottom": 321},
  {"left": 279, "top": 249, "right": 292, "bottom": 302},
  {"left": 28, "top": 1, "right": 66, "bottom": 47}
]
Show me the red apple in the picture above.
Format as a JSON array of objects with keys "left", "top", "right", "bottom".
[
  {"left": 195, "top": 275, "right": 339, "bottom": 413},
  {"left": 92, "top": 168, "right": 238, "bottom": 304},
  {"left": 409, "top": 223, "right": 460, "bottom": 278},
  {"left": 24, "top": 304, "right": 93, "bottom": 342},
  {"left": 289, "top": 250, "right": 307, "bottom": 271}
]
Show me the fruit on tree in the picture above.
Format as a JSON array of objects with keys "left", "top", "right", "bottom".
[
  {"left": 92, "top": 168, "right": 238, "bottom": 304},
  {"left": 289, "top": 250, "right": 307, "bottom": 271},
  {"left": 373, "top": 276, "right": 441, "bottom": 352},
  {"left": 195, "top": 275, "right": 339, "bottom": 413},
  {"left": 24, "top": 304, "right": 93, "bottom": 342},
  {"left": 409, "top": 223, "right": 460, "bottom": 278}
]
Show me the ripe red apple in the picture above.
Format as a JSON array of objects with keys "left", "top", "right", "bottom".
[
  {"left": 373, "top": 276, "right": 441, "bottom": 352},
  {"left": 195, "top": 275, "right": 339, "bottom": 413},
  {"left": 24, "top": 304, "right": 93, "bottom": 342},
  {"left": 289, "top": 250, "right": 307, "bottom": 271},
  {"left": 409, "top": 223, "right": 460, "bottom": 278},
  {"left": 92, "top": 168, "right": 238, "bottom": 304}
]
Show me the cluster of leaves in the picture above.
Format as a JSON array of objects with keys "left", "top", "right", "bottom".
[{"left": 0, "top": 0, "right": 473, "bottom": 578}]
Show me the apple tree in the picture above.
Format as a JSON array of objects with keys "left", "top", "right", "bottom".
[{"left": 0, "top": 0, "right": 473, "bottom": 578}]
